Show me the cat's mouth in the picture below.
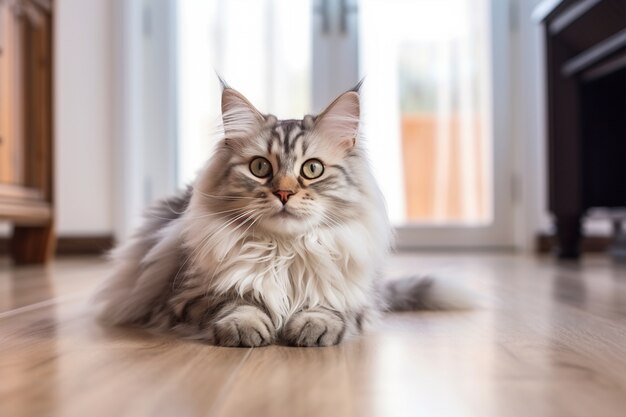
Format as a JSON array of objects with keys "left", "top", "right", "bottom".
[{"left": 273, "top": 207, "right": 298, "bottom": 218}]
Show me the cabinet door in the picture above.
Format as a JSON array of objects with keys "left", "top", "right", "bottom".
[{"left": 0, "top": 3, "right": 25, "bottom": 185}]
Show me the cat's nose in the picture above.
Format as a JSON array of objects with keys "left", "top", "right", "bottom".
[{"left": 273, "top": 190, "right": 295, "bottom": 205}]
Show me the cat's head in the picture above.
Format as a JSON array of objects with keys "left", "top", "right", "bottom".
[{"left": 195, "top": 84, "right": 368, "bottom": 236}]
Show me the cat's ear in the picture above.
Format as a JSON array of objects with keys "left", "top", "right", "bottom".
[
  {"left": 221, "top": 87, "right": 265, "bottom": 139},
  {"left": 308, "top": 89, "right": 360, "bottom": 151}
]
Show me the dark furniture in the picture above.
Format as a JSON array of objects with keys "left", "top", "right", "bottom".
[
  {"left": 535, "top": 0, "right": 626, "bottom": 259},
  {"left": 0, "top": 0, "right": 55, "bottom": 264}
]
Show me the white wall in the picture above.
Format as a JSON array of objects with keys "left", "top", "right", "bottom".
[
  {"left": 54, "top": 0, "right": 114, "bottom": 236},
  {"left": 511, "top": 0, "right": 550, "bottom": 250}
]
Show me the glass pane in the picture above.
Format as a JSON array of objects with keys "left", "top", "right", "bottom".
[
  {"left": 360, "top": 0, "right": 491, "bottom": 226},
  {"left": 176, "top": 0, "right": 312, "bottom": 186}
]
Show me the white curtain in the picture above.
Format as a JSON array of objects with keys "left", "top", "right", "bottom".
[
  {"left": 360, "top": 0, "right": 490, "bottom": 225},
  {"left": 176, "top": 0, "right": 312, "bottom": 187}
]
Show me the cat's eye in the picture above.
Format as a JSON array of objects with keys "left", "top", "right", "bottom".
[
  {"left": 301, "top": 159, "right": 324, "bottom": 180},
  {"left": 249, "top": 157, "right": 272, "bottom": 178}
]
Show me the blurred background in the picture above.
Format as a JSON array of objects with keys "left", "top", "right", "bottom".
[{"left": 1, "top": 0, "right": 624, "bottom": 259}]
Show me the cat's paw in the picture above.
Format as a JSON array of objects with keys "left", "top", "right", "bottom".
[
  {"left": 213, "top": 305, "right": 275, "bottom": 347},
  {"left": 283, "top": 310, "right": 345, "bottom": 347}
]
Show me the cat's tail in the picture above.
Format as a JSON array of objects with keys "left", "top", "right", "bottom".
[{"left": 381, "top": 275, "right": 477, "bottom": 311}]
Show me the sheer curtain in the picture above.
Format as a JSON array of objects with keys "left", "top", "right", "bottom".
[
  {"left": 176, "top": 0, "right": 311, "bottom": 187},
  {"left": 360, "top": 0, "right": 490, "bottom": 225}
]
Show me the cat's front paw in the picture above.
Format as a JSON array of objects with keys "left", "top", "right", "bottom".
[
  {"left": 213, "top": 305, "right": 275, "bottom": 347},
  {"left": 283, "top": 310, "right": 345, "bottom": 347}
]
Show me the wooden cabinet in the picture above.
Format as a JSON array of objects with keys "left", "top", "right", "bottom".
[
  {"left": 535, "top": 0, "right": 626, "bottom": 259},
  {"left": 0, "top": 0, "right": 55, "bottom": 264}
]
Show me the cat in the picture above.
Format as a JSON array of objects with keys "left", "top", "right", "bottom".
[{"left": 94, "top": 82, "right": 468, "bottom": 347}]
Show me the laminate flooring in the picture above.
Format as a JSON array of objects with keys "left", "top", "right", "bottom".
[{"left": 2, "top": 253, "right": 626, "bottom": 417}]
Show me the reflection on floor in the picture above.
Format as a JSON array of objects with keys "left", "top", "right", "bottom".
[{"left": 2, "top": 254, "right": 626, "bottom": 417}]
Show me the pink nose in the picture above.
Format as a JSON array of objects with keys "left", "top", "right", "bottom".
[{"left": 273, "top": 190, "right": 294, "bottom": 204}]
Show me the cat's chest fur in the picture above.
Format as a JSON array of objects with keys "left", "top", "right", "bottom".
[{"left": 188, "top": 222, "right": 376, "bottom": 325}]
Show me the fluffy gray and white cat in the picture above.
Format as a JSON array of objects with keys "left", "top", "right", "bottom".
[{"left": 95, "top": 83, "right": 466, "bottom": 347}]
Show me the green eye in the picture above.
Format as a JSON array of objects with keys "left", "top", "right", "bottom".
[
  {"left": 249, "top": 157, "right": 272, "bottom": 178},
  {"left": 301, "top": 159, "right": 324, "bottom": 180}
]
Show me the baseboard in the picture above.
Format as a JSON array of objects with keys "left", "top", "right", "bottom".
[
  {"left": 0, "top": 235, "right": 115, "bottom": 256},
  {"left": 3, "top": 233, "right": 610, "bottom": 256},
  {"left": 536, "top": 234, "right": 611, "bottom": 253}
]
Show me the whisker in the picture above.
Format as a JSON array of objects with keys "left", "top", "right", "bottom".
[
  {"left": 324, "top": 210, "right": 346, "bottom": 225},
  {"left": 321, "top": 213, "right": 342, "bottom": 229},
  {"left": 171, "top": 209, "right": 250, "bottom": 289},
  {"left": 205, "top": 212, "right": 262, "bottom": 291},
  {"left": 195, "top": 190, "right": 257, "bottom": 200},
  {"left": 189, "top": 209, "right": 257, "bottom": 271},
  {"left": 149, "top": 206, "right": 244, "bottom": 222},
  {"left": 199, "top": 209, "right": 258, "bottom": 260}
]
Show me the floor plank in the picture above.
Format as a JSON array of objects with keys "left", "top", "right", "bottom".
[
  {"left": 2, "top": 254, "right": 626, "bottom": 417},
  {"left": 217, "top": 346, "right": 353, "bottom": 417}
]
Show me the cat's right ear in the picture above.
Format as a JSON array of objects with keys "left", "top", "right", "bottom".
[{"left": 221, "top": 87, "right": 265, "bottom": 140}]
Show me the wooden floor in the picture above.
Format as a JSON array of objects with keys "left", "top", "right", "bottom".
[{"left": 2, "top": 254, "right": 626, "bottom": 417}]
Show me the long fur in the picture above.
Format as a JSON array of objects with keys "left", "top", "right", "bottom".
[{"left": 94, "top": 86, "right": 471, "bottom": 347}]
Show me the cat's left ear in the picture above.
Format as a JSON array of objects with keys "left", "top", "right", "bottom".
[{"left": 307, "top": 88, "right": 360, "bottom": 151}]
